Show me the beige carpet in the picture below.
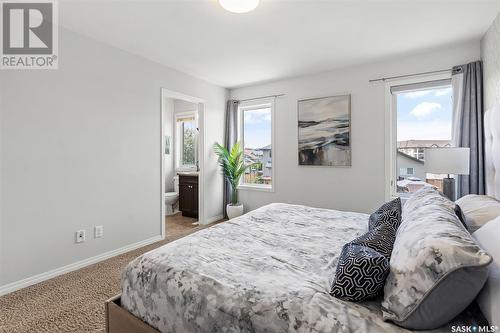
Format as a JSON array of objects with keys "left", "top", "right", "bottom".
[{"left": 0, "top": 215, "right": 224, "bottom": 333}]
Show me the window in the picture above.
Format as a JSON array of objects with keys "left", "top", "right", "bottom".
[
  {"left": 176, "top": 114, "right": 197, "bottom": 170},
  {"left": 399, "top": 167, "right": 414, "bottom": 176},
  {"left": 238, "top": 99, "right": 274, "bottom": 191},
  {"left": 390, "top": 78, "right": 453, "bottom": 196}
]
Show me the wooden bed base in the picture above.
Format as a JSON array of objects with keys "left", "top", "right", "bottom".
[{"left": 105, "top": 294, "right": 160, "bottom": 333}]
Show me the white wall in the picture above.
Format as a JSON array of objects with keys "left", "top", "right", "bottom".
[
  {"left": 174, "top": 99, "right": 198, "bottom": 114},
  {"left": 481, "top": 13, "right": 500, "bottom": 111},
  {"left": 230, "top": 41, "right": 480, "bottom": 214},
  {"left": 0, "top": 28, "right": 226, "bottom": 290}
]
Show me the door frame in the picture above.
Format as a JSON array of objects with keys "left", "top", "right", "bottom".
[{"left": 160, "top": 88, "right": 206, "bottom": 239}]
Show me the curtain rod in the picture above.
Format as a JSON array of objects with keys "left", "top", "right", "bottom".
[
  {"left": 238, "top": 94, "right": 285, "bottom": 102},
  {"left": 369, "top": 68, "right": 452, "bottom": 83}
]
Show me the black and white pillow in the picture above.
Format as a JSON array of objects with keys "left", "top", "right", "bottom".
[
  {"left": 453, "top": 203, "right": 469, "bottom": 230},
  {"left": 351, "top": 224, "right": 396, "bottom": 259},
  {"left": 330, "top": 198, "right": 401, "bottom": 302},
  {"left": 330, "top": 243, "right": 390, "bottom": 302},
  {"left": 368, "top": 198, "right": 402, "bottom": 231}
]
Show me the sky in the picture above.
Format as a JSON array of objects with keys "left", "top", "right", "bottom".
[
  {"left": 397, "top": 87, "right": 453, "bottom": 141},
  {"left": 244, "top": 108, "right": 271, "bottom": 149}
]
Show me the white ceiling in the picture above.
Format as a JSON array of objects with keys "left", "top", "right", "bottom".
[{"left": 60, "top": 0, "right": 500, "bottom": 88}]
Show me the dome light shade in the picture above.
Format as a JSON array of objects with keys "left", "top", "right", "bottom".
[{"left": 219, "top": 0, "right": 260, "bottom": 13}]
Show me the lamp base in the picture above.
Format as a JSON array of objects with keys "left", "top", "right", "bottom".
[{"left": 442, "top": 177, "right": 455, "bottom": 201}]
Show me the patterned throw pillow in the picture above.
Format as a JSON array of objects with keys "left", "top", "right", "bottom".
[
  {"left": 382, "top": 187, "right": 492, "bottom": 330},
  {"left": 454, "top": 203, "right": 469, "bottom": 230},
  {"left": 351, "top": 224, "right": 396, "bottom": 259},
  {"left": 330, "top": 244, "right": 390, "bottom": 302},
  {"left": 368, "top": 198, "right": 401, "bottom": 231}
]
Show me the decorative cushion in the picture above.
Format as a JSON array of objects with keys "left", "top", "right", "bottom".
[
  {"left": 401, "top": 186, "right": 455, "bottom": 212},
  {"left": 330, "top": 244, "right": 389, "bottom": 302},
  {"left": 473, "top": 216, "right": 500, "bottom": 328},
  {"left": 368, "top": 198, "right": 402, "bottom": 231},
  {"left": 456, "top": 194, "right": 500, "bottom": 232},
  {"left": 382, "top": 187, "right": 493, "bottom": 330},
  {"left": 454, "top": 203, "right": 469, "bottom": 230},
  {"left": 352, "top": 224, "right": 396, "bottom": 259}
]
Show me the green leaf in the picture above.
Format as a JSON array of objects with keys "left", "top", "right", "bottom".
[{"left": 213, "top": 141, "right": 256, "bottom": 205}]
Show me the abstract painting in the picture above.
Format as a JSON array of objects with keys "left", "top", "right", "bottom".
[{"left": 298, "top": 95, "right": 351, "bottom": 166}]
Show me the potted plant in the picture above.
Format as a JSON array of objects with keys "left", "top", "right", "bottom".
[{"left": 213, "top": 141, "right": 255, "bottom": 219}]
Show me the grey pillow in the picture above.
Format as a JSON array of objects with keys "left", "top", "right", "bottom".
[{"left": 382, "top": 187, "right": 492, "bottom": 330}]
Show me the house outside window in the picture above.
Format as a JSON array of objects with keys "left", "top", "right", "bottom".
[{"left": 238, "top": 99, "right": 275, "bottom": 191}]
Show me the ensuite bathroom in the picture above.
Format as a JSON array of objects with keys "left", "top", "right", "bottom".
[{"left": 163, "top": 97, "right": 200, "bottom": 233}]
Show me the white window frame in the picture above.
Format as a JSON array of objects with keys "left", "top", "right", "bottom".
[
  {"left": 384, "top": 72, "right": 452, "bottom": 200},
  {"left": 237, "top": 98, "right": 275, "bottom": 192},
  {"left": 175, "top": 111, "right": 198, "bottom": 172}
]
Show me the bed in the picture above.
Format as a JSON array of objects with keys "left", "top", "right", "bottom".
[
  {"left": 106, "top": 109, "right": 500, "bottom": 333},
  {"left": 111, "top": 203, "right": 484, "bottom": 333}
]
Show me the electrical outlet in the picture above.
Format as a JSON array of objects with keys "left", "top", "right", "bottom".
[
  {"left": 94, "top": 225, "right": 104, "bottom": 238},
  {"left": 76, "top": 230, "right": 86, "bottom": 243}
]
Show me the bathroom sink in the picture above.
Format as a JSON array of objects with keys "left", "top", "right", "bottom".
[{"left": 177, "top": 171, "right": 199, "bottom": 177}]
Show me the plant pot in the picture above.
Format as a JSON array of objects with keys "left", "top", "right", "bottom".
[{"left": 226, "top": 204, "right": 244, "bottom": 219}]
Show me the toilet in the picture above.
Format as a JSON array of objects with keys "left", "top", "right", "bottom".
[{"left": 165, "top": 175, "right": 179, "bottom": 215}]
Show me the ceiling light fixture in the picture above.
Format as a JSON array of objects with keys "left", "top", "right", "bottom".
[{"left": 219, "top": 0, "right": 260, "bottom": 13}]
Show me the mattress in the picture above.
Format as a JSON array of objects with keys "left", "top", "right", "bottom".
[{"left": 121, "top": 203, "right": 484, "bottom": 333}]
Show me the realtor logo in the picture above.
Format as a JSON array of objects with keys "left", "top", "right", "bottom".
[{"left": 1, "top": 0, "right": 58, "bottom": 69}]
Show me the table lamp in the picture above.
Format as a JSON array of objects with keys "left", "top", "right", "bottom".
[{"left": 425, "top": 147, "right": 470, "bottom": 200}]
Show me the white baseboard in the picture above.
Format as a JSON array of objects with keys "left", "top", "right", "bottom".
[
  {"left": 0, "top": 234, "right": 163, "bottom": 297},
  {"left": 205, "top": 214, "right": 224, "bottom": 225}
]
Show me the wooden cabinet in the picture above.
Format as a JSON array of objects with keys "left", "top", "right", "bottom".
[{"left": 178, "top": 175, "right": 198, "bottom": 218}]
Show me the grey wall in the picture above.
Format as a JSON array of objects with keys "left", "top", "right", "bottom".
[
  {"left": 231, "top": 41, "right": 480, "bottom": 214},
  {"left": 0, "top": 28, "right": 226, "bottom": 288},
  {"left": 481, "top": 13, "right": 500, "bottom": 111}
]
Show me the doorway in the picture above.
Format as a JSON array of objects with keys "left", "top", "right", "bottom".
[{"left": 160, "top": 88, "right": 205, "bottom": 239}]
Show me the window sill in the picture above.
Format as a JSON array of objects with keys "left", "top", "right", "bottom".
[{"left": 238, "top": 184, "right": 274, "bottom": 193}]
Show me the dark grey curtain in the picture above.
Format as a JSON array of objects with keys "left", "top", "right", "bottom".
[
  {"left": 223, "top": 100, "right": 239, "bottom": 217},
  {"left": 453, "top": 61, "right": 485, "bottom": 197}
]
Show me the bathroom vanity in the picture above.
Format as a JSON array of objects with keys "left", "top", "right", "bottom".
[{"left": 178, "top": 174, "right": 198, "bottom": 218}]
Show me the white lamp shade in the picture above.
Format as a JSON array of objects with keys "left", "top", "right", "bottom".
[{"left": 425, "top": 147, "right": 470, "bottom": 175}]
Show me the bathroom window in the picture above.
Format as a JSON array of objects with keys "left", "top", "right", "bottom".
[
  {"left": 176, "top": 113, "right": 197, "bottom": 170},
  {"left": 238, "top": 98, "right": 275, "bottom": 192}
]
